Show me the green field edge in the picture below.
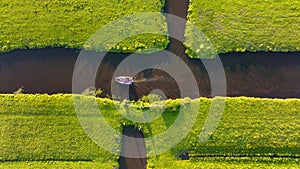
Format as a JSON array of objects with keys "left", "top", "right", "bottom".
[
  {"left": 0, "top": 0, "right": 168, "bottom": 54},
  {"left": 0, "top": 157, "right": 299, "bottom": 169},
  {"left": 1, "top": 94, "right": 299, "bottom": 168},
  {"left": 184, "top": 0, "right": 300, "bottom": 58}
]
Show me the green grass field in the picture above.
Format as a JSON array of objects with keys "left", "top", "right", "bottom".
[
  {"left": 1, "top": 157, "right": 299, "bottom": 169},
  {"left": 148, "top": 153, "right": 300, "bottom": 169},
  {"left": 0, "top": 0, "right": 168, "bottom": 53},
  {"left": 1, "top": 94, "right": 299, "bottom": 168},
  {"left": 1, "top": 0, "right": 299, "bottom": 58},
  {"left": 185, "top": 0, "right": 300, "bottom": 58},
  {"left": 1, "top": 0, "right": 299, "bottom": 168}
]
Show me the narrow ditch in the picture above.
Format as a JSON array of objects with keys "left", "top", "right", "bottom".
[
  {"left": 118, "top": 126, "right": 147, "bottom": 169},
  {"left": 0, "top": 0, "right": 298, "bottom": 168},
  {"left": 190, "top": 154, "right": 300, "bottom": 159},
  {"left": 119, "top": 1, "right": 190, "bottom": 168}
]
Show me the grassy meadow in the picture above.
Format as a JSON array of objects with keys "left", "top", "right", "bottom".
[
  {"left": 185, "top": 0, "right": 300, "bottom": 58},
  {"left": 1, "top": 157, "right": 299, "bottom": 169},
  {"left": 1, "top": 94, "right": 299, "bottom": 168},
  {"left": 0, "top": 0, "right": 299, "bottom": 168},
  {"left": 0, "top": 0, "right": 168, "bottom": 53}
]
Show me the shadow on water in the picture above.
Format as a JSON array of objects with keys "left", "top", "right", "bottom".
[
  {"left": 118, "top": 126, "right": 147, "bottom": 169},
  {"left": 0, "top": 0, "right": 299, "bottom": 168},
  {"left": 1, "top": 49, "right": 299, "bottom": 99},
  {"left": 0, "top": 0, "right": 298, "bottom": 99}
]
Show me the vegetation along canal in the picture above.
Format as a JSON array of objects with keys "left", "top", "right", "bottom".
[
  {"left": 0, "top": 0, "right": 299, "bottom": 99},
  {"left": 0, "top": 0, "right": 299, "bottom": 168}
]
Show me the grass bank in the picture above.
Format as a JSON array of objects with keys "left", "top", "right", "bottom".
[
  {"left": 0, "top": 94, "right": 299, "bottom": 168},
  {"left": 147, "top": 153, "right": 300, "bottom": 169},
  {"left": 0, "top": 0, "right": 168, "bottom": 53},
  {"left": 1, "top": 157, "right": 299, "bottom": 169},
  {"left": 185, "top": 0, "right": 300, "bottom": 58}
]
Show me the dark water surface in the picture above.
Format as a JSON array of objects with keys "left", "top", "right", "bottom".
[
  {"left": 118, "top": 126, "right": 147, "bottom": 169},
  {"left": 0, "top": 0, "right": 299, "bottom": 168},
  {"left": 1, "top": 0, "right": 299, "bottom": 99},
  {"left": 1, "top": 48, "right": 299, "bottom": 98}
]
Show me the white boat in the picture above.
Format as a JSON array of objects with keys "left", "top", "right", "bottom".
[{"left": 115, "top": 76, "right": 134, "bottom": 85}]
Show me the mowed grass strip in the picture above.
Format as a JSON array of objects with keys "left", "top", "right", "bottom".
[
  {"left": 185, "top": 0, "right": 300, "bottom": 58},
  {"left": 147, "top": 153, "right": 300, "bottom": 169},
  {"left": 0, "top": 0, "right": 168, "bottom": 53},
  {"left": 172, "top": 97, "right": 300, "bottom": 156},
  {"left": 0, "top": 95, "right": 299, "bottom": 165},
  {"left": 0, "top": 161, "right": 115, "bottom": 169},
  {"left": 0, "top": 94, "right": 119, "bottom": 165},
  {"left": 1, "top": 157, "right": 299, "bottom": 169}
]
